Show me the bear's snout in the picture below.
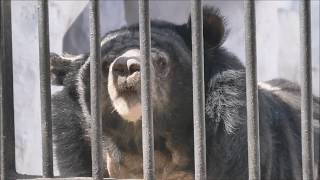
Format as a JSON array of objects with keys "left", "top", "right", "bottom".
[
  {"left": 112, "top": 57, "right": 140, "bottom": 77},
  {"left": 111, "top": 49, "right": 141, "bottom": 93}
]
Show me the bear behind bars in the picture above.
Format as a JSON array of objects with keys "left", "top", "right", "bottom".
[{"left": 50, "top": 6, "right": 319, "bottom": 180}]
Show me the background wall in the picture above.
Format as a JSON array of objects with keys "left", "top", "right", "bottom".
[{"left": 11, "top": 0, "right": 319, "bottom": 175}]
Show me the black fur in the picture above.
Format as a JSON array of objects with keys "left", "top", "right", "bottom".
[{"left": 51, "top": 6, "right": 319, "bottom": 179}]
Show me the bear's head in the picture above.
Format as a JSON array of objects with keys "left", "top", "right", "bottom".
[{"left": 51, "top": 7, "right": 236, "bottom": 124}]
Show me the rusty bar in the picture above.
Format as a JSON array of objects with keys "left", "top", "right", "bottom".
[
  {"left": 300, "top": 1, "right": 314, "bottom": 180},
  {"left": 139, "top": 0, "right": 155, "bottom": 179},
  {"left": 190, "top": 0, "right": 207, "bottom": 179},
  {"left": 38, "top": 0, "right": 54, "bottom": 177},
  {"left": 0, "top": 0, "right": 16, "bottom": 179},
  {"left": 244, "top": 1, "right": 261, "bottom": 180},
  {"left": 89, "top": 0, "right": 104, "bottom": 179}
]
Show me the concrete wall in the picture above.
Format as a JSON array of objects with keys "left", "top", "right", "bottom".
[{"left": 11, "top": 1, "right": 89, "bottom": 174}]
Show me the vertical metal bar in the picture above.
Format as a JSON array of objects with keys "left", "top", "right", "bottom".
[
  {"left": 0, "top": 0, "right": 16, "bottom": 179},
  {"left": 139, "top": 0, "right": 155, "bottom": 179},
  {"left": 1, "top": 2, "right": 4, "bottom": 179},
  {"left": 38, "top": 0, "right": 53, "bottom": 177},
  {"left": 300, "top": 1, "right": 314, "bottom": 180},
  {"left": 89, "top": 0, "right": 103, "bottom": 179},
  {"left": 190, "top": 0, "right": 206, "bottom": 180},
  {"left": 244, "top": 1, "right": 261, "bottom": 180}
]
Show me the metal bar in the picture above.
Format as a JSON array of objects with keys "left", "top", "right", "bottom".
[
  {"left": 190, "top": 0, "right": 206, "bottom": 180},
  {"left": 0, "top": 2, "right": 4, "bottom": 179},
  {"left": 18, "top": 178, "right": 141, "bottom": 180},
  {"left": 244, "top": 1, "right": 261, "bottom": 180},
  {"left": 300, "top": 1, "right": 314, "bottom": 180},
  {"left": 16, "top": 173, "right": 141, "bottom": 180},
  {"left": 139, "top": 0, "right": 155, "bottom": 179},
  {"left": 38, "top": 0, "right": 54, "bottom": 177},
  {"left": 89, "top": 0, "right": 104, "bottom": 179},
  {"left": 0, "top": 0, "right": 16, "bottom": 179}
]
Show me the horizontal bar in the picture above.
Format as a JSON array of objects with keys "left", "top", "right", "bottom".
[
  {"left": 244, "top": 1, "right": 261, "bottom": 180},
  {"left": 16, "top": 173, "right": 139, "bottom": 180},
  {"left": 89, "top": 0, "right": 104, "bottom": 179},
  {"left": 139, "top": 0, "right": 155, "bottom": 180},
  {"left": 38, "top": 0, "right": 54, "bottom": 177},
  {"left": 190, "top": 0, "right": 206, "bottom": 180},
  {"left": 17, "top": 177, "right": 140, "bottom": 180},
  {"left": 18, "top": 178, "right": 141, "bottom": 180},
  {"left": 0, "top": 0, "right": 16, "bottom": 179},
  {"left": 19, "top": 179, "right": 139, "bottom": 180},
  {"left": 300, "top": 1, "right": 314, "bottom": 180}
]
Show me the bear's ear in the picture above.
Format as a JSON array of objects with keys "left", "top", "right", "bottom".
[
  {"left": 201, "top": 6, "right": 228, "bottom": 49},
  {"left": 178, "top": 6, "right": 228, "bottom": 49},
  {"left": 50, "top": 53, "right": 72, "bottom": 85}
]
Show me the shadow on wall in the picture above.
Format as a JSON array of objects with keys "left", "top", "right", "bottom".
[{"left": 63, "top": 1, "right": 126, "bottom": 54}]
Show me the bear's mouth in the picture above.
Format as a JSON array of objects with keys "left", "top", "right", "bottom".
[
  {"left": 109, "top": 73, "right": 142, "bottom": 122},
  {"left": 116, "top": 72, "right": 141, "bottom": 94},
  {"left": 107, "top": 49, "right": 143, "bottom": 122},
  {"left": 116, "top": 88, "right": 140, "bottom": 104},
  {"left": 112, "top": 92, "right": 142, "bottom": 122},
  {"left": 114, "top": 66, "right": 140, "bottom": 89}
]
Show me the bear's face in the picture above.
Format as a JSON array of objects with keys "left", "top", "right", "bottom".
[
  {"left": 51, "top": 7, "right": 228, "bottom": 124},
  {"left": 101, "top": 26, "right": 193, "bottom": 122}
]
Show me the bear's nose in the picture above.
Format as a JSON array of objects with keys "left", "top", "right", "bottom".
[
  {"left": 127, "top": 58, "right": 140, "bottom": 74},
  {"left": 112, "top": 57, "right": 140, "bottom": 76}
]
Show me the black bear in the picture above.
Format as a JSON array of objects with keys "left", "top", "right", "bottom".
[{"left": 51, "top": 6, "right": 319, "bottom": 180}]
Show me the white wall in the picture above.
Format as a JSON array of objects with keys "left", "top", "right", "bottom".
[
  {"left": 11, "top": 0, "right": 319, "bottom": 175},
  {"left": 12, "top": 1, "right": 97, "bottom": 175},
  {"left": 142, "top": 1, "right": 319, "bottom": 95},
  {"left": 12, "top": 0, "right": 127, "bottom": 175}
]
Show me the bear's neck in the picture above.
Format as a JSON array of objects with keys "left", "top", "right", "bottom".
[{"left": 102, "top": 104, "right": 194, "bottom": 155}]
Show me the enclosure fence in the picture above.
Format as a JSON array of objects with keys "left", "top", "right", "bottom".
[{"left": 0, "top": 0, "right": 317, "bottom": 180}]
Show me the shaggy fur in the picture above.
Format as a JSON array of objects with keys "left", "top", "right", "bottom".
[{"left": 51, "top": 6, "right": 319, "bottom": 180}]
